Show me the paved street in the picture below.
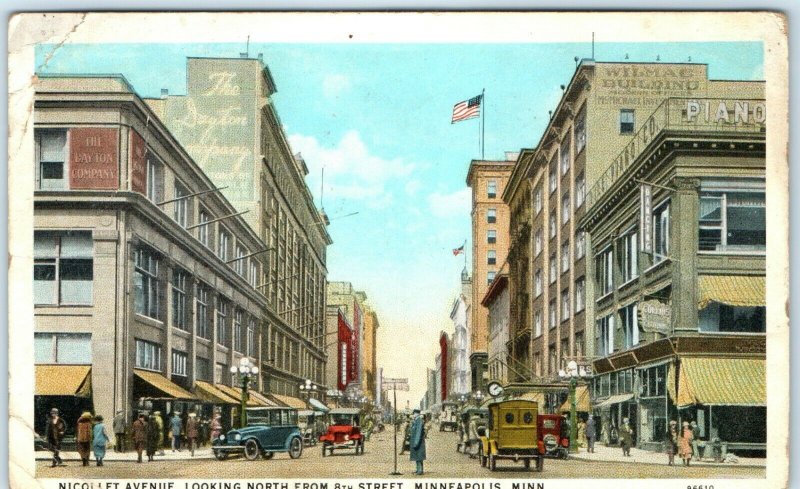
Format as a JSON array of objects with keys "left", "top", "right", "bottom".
[{"left": 37, "top": 427, "right": 765, "bottom": 479}]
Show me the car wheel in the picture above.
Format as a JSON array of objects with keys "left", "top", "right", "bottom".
[
  {"left": 479, "top": 447, "right": 486, "bottom": 467},
  {"left": 244, "top": 439, "right": 261, "bottom": 461},
  {"left": 489, "top": 453, "right": 496, "bottom": 471},
  {"left": 288, "top": 437, "right": 303, "bottom": 459},
  {"left": 524, "top": 459, "right": 531, "bottom": 470},
  {"left": 263, "top": 452, "right": 274, "bottom": 460},
  {"left": 213, "top": 449, "right": 228, "bottom": 461},
  {"left": 536, "top": 456, "right": 544, "bottom": 472},
  {"left": 321, "top": 444, "right": 327, "bottom": 457},
  {"left": 359, "top": 441, "right": 365, "bottom": 455}
]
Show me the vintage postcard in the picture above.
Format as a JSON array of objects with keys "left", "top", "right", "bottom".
[{"left": 7, "top": 11, "right": 789, "bottom": 489}]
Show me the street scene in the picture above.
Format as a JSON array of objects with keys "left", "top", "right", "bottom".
[{"left": 9, "top": 11, "right": 786, "bottom": 485}]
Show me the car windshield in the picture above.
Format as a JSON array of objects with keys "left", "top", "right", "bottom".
[
  {"left": 247, "top": 409, "right": 297, "bottom": 426},
  {"left": 331, "top": 414, "right": 357, "bottom": 426}
]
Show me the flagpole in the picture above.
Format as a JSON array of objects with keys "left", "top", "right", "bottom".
[
  {"left": 464, "top": 239, "right": 467, "bottom": 269},
  {"left": 481, "top": 88, "right": 485, "bottom": 160}
]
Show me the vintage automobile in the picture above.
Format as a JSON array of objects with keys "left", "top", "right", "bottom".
[
  {"left": 478, "top": 399, "right": 544, "bottom": 472},
  {"left": 298, "top": 410, "right": 325, "bottom": 446},
  {"left": 439, "top": 401, "right": 459, "bottom": 432},
  {"left": 538, "top": 414, "right": 570, "bottom": 459},
  {"left": 319, "top": 408, "right": 364, "bottom": 456},
  {"left": 212, "top": 407, "right": 304, "bottom": 461}
]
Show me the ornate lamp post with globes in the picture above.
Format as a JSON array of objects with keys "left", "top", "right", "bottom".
[
  {"left": 559, "top": 360, "right": 588, "bottom": 453},
  {"left": 230, "top": 357, "right": 259, "bottom": 428},
  {"left": 300, "top": 379, "right": 318, "bottom": 406}
]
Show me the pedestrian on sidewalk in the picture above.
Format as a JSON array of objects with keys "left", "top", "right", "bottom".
[
  {"left": 665, "top": 420, "right": 678, "bottom": 466},
  {"left": 153, "top": 411, "right": 165, "bottom": 455},
  {"left": 409, "top": 409, "right": 427, "bottom": 475},
  {"left": 92, "top": 415, "right": 109, "bottom": 466},
  {"left": 170, "top": 412, "right": 182, "bottom": 452},
  {"left": 577, "top": 418, "right": 587, "bottom": 449},
  {"left": 585, "top": 415, "right": 596, "bottom": 453},
  {"left": 76, "top": 412, "right": 93, "bottom": 467},
  {"left": 399, "top": 415, "right": 411, "bottom": 455},
  {"left": 690, "top": 421, "right": 702, "bottom": 460},
  {"left": 679, "top": 421, "right": 694, "bottom": 466},
  {"left": 186, "top": 412, "right": 199, "bottom": 457},
  {"left": 132, "top": 414, "right": 147, "bottom": 463},
  {"left": 45, "top": 407, "right": 66, "bottom": 467},
  {"left": 112, "top": 410, "right": 127, "bottom": 453},
  {"left": 619, "top": 418, "right": 633, "bottom": 457},
  {"left": 211, "top": 412, "right": 223, "bottom": 442},
  {"left": 146, "top": 414, "right": 159, "bottom": 462}
]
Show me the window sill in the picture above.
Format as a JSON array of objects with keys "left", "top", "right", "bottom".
[
  {"left": 644, "top": 258, "right": 671, "bottom": 275},
  {"left": 196, "top": 337, "right": 212, "bottom": 346},
  {"left": 698, "top": 330, "right": 765, "bottom": 336},
  {"left": 618, "top": 277, "right": 639, "bottom": 291},
  {"left": 596, "top": 292, "right": 613, "bottom": 303},
  {"left": 134, "top": 313, "right": 164, "bottom": 328},
  {"left": 698, "top": 250, "right": 766, "bottom": 256}
]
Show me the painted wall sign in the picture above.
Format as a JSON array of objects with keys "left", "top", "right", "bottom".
[
  {"left": 130, "top": 129, "right": 147, "bottom": 194},
  {"left": 638, "top": 299, "right": 672, "bottom": 335},
  {"left": 69, "top": 127, "right": 119, "bottom": 189},
  {"left": 686, "top": 100, "right": 766, "bottom": 124},
  {"left": 640, "top": 184, "right": 653, "bottom": 254}
]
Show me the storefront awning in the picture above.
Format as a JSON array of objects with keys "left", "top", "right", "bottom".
[
  {"left": 309, "top": 398, "right": 330, "bottom": 413},
  {"left": 271, "top": 393, "right": 307, "bottom": 409},
  {"left": 698, "top": 275, "right": 765, "bottom": 309},
  {"left": 559, "top": 385, "right": 591, "bottom": 413},
  {"left": 194, "top": 381, "right": 239, "bottom": 405},
  {"left": 592, "top": 393, "right": 634, "bottom": 409},
  {"left": 248, "top": 390, "right": 279, "bottom": 407},
  {"left": 134, "top": 369, "right": 196, "bottom": 400},
  {"left": 36, "top": 365, "right": 92, "bottom": 397},
  {"left": 215, "top": 384, "right": 263, "bottom": 407},
  {"left": 668, "top": 357, "right": 766, "bottom": 408}
]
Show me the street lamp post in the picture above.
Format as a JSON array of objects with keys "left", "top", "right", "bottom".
[
  {"left": 300, "top": 379, "right": 318, "bottom": 407},
  {"left": 230, "top": 358, "right": 259, "bottom": 428},
  {"left": 559, "top": 360, "right": 588, "bottom": 454}
]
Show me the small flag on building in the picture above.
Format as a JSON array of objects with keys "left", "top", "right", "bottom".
[
  {"left": 452, "top": 244, "right": 465, "bottom": 256},
  {"left": 451, "top": 94, "right": 483, "bottom": 123}
]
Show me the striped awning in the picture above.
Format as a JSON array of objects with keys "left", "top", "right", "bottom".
[
  {"left": 559, "top": 385, "right": 592, "bottom": 413},
  {"left": 592, "top": 393, "right": 634, "bottom": 409},
  {"left": 194, "top": 381, "right": 238, "bottom": 405},
  {"left": 248, "top": 390, "right": 279, "bottom": 407},
  {"left": 215, "top": 384, "right": 263, "bottom": 407},
  {"left": 36, "top": 365, "right": 92, "bottom": 397},
  {"left": 698, "top": 275, "right": 765, "bottom": 309},
  {"left": 133, "top": 369, "right": 196, "bottom": 399},
  {"left": 271, "top": 393, "right": 307, "bottom": 409},
  {"left": 668, "top": 357, "right": 766, "bottom": 408}
]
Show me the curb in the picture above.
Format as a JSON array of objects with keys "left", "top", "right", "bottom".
[{"left": 569, "top": 455, "right": 766, "bottom": 470}]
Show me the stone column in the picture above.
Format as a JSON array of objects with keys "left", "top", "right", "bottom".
[{"left": 671, "top": 177, "right": 700, "bottom": 332}]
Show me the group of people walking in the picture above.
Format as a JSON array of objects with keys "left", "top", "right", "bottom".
[
  {"left": 45, "top": 408, "right": 109, "bottom": 467},
  {"left": 665, "top": 420, "right": 700, "bottom": 466}
]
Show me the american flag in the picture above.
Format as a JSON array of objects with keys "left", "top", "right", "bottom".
[
  {"left": 451, "top": 94, "right": 483, "bottom": 123},
  {"left": 452, "top": 244, "right": 465, "bottom": 256}
]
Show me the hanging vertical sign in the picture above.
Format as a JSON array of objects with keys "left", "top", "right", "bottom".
[{"left": 640, "top": 183, "right": 653, "bottom": 253}]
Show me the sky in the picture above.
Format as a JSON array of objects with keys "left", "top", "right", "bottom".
[{"left": 35, "top": 41, "right": 764, "bottom": 407}]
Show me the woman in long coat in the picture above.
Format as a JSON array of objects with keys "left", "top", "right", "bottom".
[
  {"left": 409, "top": 409, "right": 427, "bottom": 475},
  {"left": 678, "top": 421, "right": 694, "bottom": 466},
  {"left": 76, "top": 412, "right": 94, "bottom": 467},
  {"left": 664, "top": 420, "right": 679, "bottom": 466},
  {"left": 92, "top": 415, "right": 109, "bottom": 466},
  {"left": 145, "top": 414, "right": 159, "bottom": 461},
  {"left": 132, "top": 414, "right": 147, "bottom": 463}
]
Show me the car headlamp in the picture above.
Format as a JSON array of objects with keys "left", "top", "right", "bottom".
[
  {"left": 219, "top": 434, "right": 226, "bottom": 441},
  {"left": 344, "top": 434, "right": 350, "bottom": 441},
  {"left": 233, "top": 433, "right": 242, "bottom": 441}
]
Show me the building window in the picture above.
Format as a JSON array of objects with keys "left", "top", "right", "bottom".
[
  {"left": 35, "top": 130, "right": 67, "bottom": 190},
  {"left": 699, "top": 192, "right": 765, "bottom": 252},
  {"left": 576, "top": 172, "right": 586, "bottom": 208},
  {"left": 195, "top": 356, "right": 211, "bottom": 381},
  {"left": 198, "top": 209, "right": 211, "bottom": 248},
  {"left": 34, "top": 231, "right": 93, "bottom": 305},
  {"left": 575, "top": 278, "right": 585, "bottom": 313},
  {"left": 562, "top": 193, "right": 570, "bottom": 224},
  {"left": 195, "top": 283, "right": 210, "bottom": 340},
  {"left": 548, "top": 346, "right": 557, "bottom": 375},
  {"left": 597, "top": 314, "right": 615, "bottom": 355},
  {"left": 596, "top": 247, "right": 613, "bottom": 297},
  {"left": 488, "top": 229, "right": 497, "bottom": 244},
  {"left": 34, "top": 333, "right": 91, "bottom": 364},
  {"left": 216, "top": 297, "right": 228, "bottom": 346},
  {"left": 620, "top": 109, "right": 635, "bottom": 134},
  {"left": 639, "top": 364, "right": 666, "bottom": 398},
  {"left": 234, "top": 244, "right": 246, "bottom": 276},
  {"left": 250, "top": 261, "right": 259, "bottom": 287},
  {"left": 171, "top": 269, "right": 189, "bottom": 331},
  {"left": 171, "top": 350, "right": 187, "bottom": 377},
  {"left": 560, "top": 136, "right": 571, "bottom": 176},
  {"left": 576, "top": 230, "right": 586, "bottom": 259},
  {"left": 487, "top": 180, "right": 497, "bottom": 199},
  {"left": 487, "top": 208, "right": 497, "bottom": 224},
  {"left": 561, "top": 242, "right": 570, "bottom": 273},
  {"left": 215, "top": 363, "right": 226, "bottom": 385},
  {"left": 620, "top": 231, "right": 639, "bottom": 284},
  {"left": 534, "top": 310, "right": 542, "bottom": 337},
  {"left": 534, "top": 270, "right": 542, "bottom": 297},
  {"left": 535, "top": 187, "right": 543, "bottom": 214},
  {"left": 561, "top": 290, "right": 570, "bottom": 322},
  {"left": 247, "top": 318, "right": 256, "bottom": 357},
  {"left": 549, "top": 212, "right": 556, "bottom": 238},
  {"left": 549, "top": 299, "right": 557, "bottom": 329},
  {"left": 218, "top": 228, "right": 230, "bottom": 261},
  {"left": 487, "top": 271, "right": 496, "bottom": 286},
  {"left": 487, "top": 250, "right": 497, "bottom": 265},
  {"left": 135, "top": 339, "right": 162, "bottom": 371},
  {"left": 549, "top": 253, "right": 557, "bottom": 284},
  {"left": 575, "top": 108, "right": 587, "bottom": 154},
  {"left": 133, "top": 247, "right": 160, "bottom": 319},
  {"left": 549, "top": 161, "right": 557, "bottom": 194},
  {"left": 233, "top": 309, "right": 243, "bottom": 353},
  {"left": 699, "top": 303, "right": 765, "bottom": 333},
  {"left": 620, "top": 304, "right": 640, "bottom": 349},
  {"left": 534, "top": 229, "right": 542, "bottom": 256},
  {"left": 653, "top": 202, "right": 670, "bottom": 263},
  {"left": 174, "top": 182, "right": 189, "bottom": 228},
  {"left": 146, "top": 156, "right": 164, "bottom": 203}
]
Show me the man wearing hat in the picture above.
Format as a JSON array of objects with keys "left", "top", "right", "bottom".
[
  {"left": 153, "top": 411, "right": 165, "bottom": 455},
  {"left": 186, "top": 411, "right": 199, "bottom": 457},
  {"left": 112, "top": 410, "right": 127, "bottom": 453},
  {"left": 170, "top": 411, "right": 183, "bottom": 452},
  {"left": 131, "top": 413, "right": 147, "bottom": 463},
  {"left": 664, "top": 420, "right": 679, "bottom": 466},
  {"left": 44, "top": 408, "right": 66, "bottom": 467},
  {"left": 619, "top": 418, "right": 633, "bottom": 457},
  {"left": 585, "top": 414, "right": 596, "bottom": 453},
  {"left": 409, "top": 408, "right": 427, "bottom": 475}
]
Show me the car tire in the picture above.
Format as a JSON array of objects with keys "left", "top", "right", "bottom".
[
  {"left": 479, "top": 447, "right": 486, "bottom": 467},
  {"left": 213, "top": 449, "right": 228, "bottom": 461},
  {"left": 288, "top": 437, "right": 303, "bottom": 459},
  {"left": 263, "top": 452, "right": 274, "bottom": 460},
  {"left": 536, "top": 456, "right": 544, "bottom": 472},
  {"left": 524, "top": 459, "right": 531, "bottom": 470},
  {"left": 489, "top": 454, "right": 496, "bottom": 471},
  {"left": 244, "top": 439, "right": 261, "bottom": 461},
  {"left": 321, "top": 444, "right": 327, "bottom": 457}
]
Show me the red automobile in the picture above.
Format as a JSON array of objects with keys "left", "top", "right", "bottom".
[
  {"left": 319, "top": 408, "right": 365, "bottom": 456},
  {"left": 537, "top": 414, "right": 570, "bottom": 459}
]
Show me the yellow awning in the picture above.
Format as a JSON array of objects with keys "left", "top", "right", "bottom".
[
  {"left": 271, "top": 393, "right": 307, "bottom": 409},
  {"left": 559, "top": 385, "right": 591, "bottom": 413},
  {"left": 518, "top": 391, "right": 545, "bottom": 405},
  {"left": 194, "top": 381, "right": 238, "bottom": 404},
  {"left": 215, "top": 384, "right": 262, "bottom": 407},
  {"left": 248, "top": 390, "right": 279, "bottom": 407},
  {"left": 133, "top": 369, "right": 195, "bottom": 399},
  {"left": 592, "top": 393, "right": 634, "bottom": 409},
  {"left": 698, "top": 275, "right": 765, "bottom": 309},
  {"left": 668, "top": 357, "right": 765, "bottom": 407},
  {"left": 36, "top": 365, "right": 91, "bottom": 397}
]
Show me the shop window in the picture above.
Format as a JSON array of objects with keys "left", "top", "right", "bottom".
[
  {"left": 619, "top": 231, "right": 639, "bottom": 284},
  {"left": 35, "top": 130, "right": 68, "bottom": 190},
  {"left": 620, "top": 109, "right": 635, "bottom": 134},
  {"left": 34, "top": 333, "right": 91, "bottom": 364},
  {"left": 597, "top": 314, "right": 614, "bottom": 355},
  {"left": 639, "top": 364, "right": 666, "bottom": 398},
  {"left": 699, "top": 303, "right": 765, "bottom": 333},
  {"left": 134, "top": 247, "right": 161, "bottom": 320},
  {"left": 620, "top": 303, "right": 640, "bottom": 349},
  {"left": 135, "top": 339, "right": 162, "bottom": 371},
  {"left": 699, "top": 192, "right": 765, "bottom": 252},
  {"left": 34, "top": 231, "right": 93, "bottom": 305},
  {"left": 171, "top": 269, "right": 189, "bottom": 331}
]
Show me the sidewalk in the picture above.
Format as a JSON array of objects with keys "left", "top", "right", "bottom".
[
  {"left": 569, "top": 444, "right": 766, "bottom": 469},
  {"left": 36, "top": 447, "right": 215, "bottom": 463}
]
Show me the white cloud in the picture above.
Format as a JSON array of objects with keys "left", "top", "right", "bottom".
[
  {"left": 428, "top": 187, "right": 471, "bottom": 218},
  {"left": 322, "top": 74, "right": 351, "bottom": 98},
  {"left": 404, "top": 179, "right": 422, "bottom": 196},
  {"left": 289, "top": 130, "right": 414, "bottom": 209}
]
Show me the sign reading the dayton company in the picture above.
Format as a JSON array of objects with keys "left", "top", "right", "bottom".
[
  {"left": 638, "top": 299, "right": 671, "bottom": 335},
  {"left": 69, "top": 127, "right": 119, "bottom": 189}
]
